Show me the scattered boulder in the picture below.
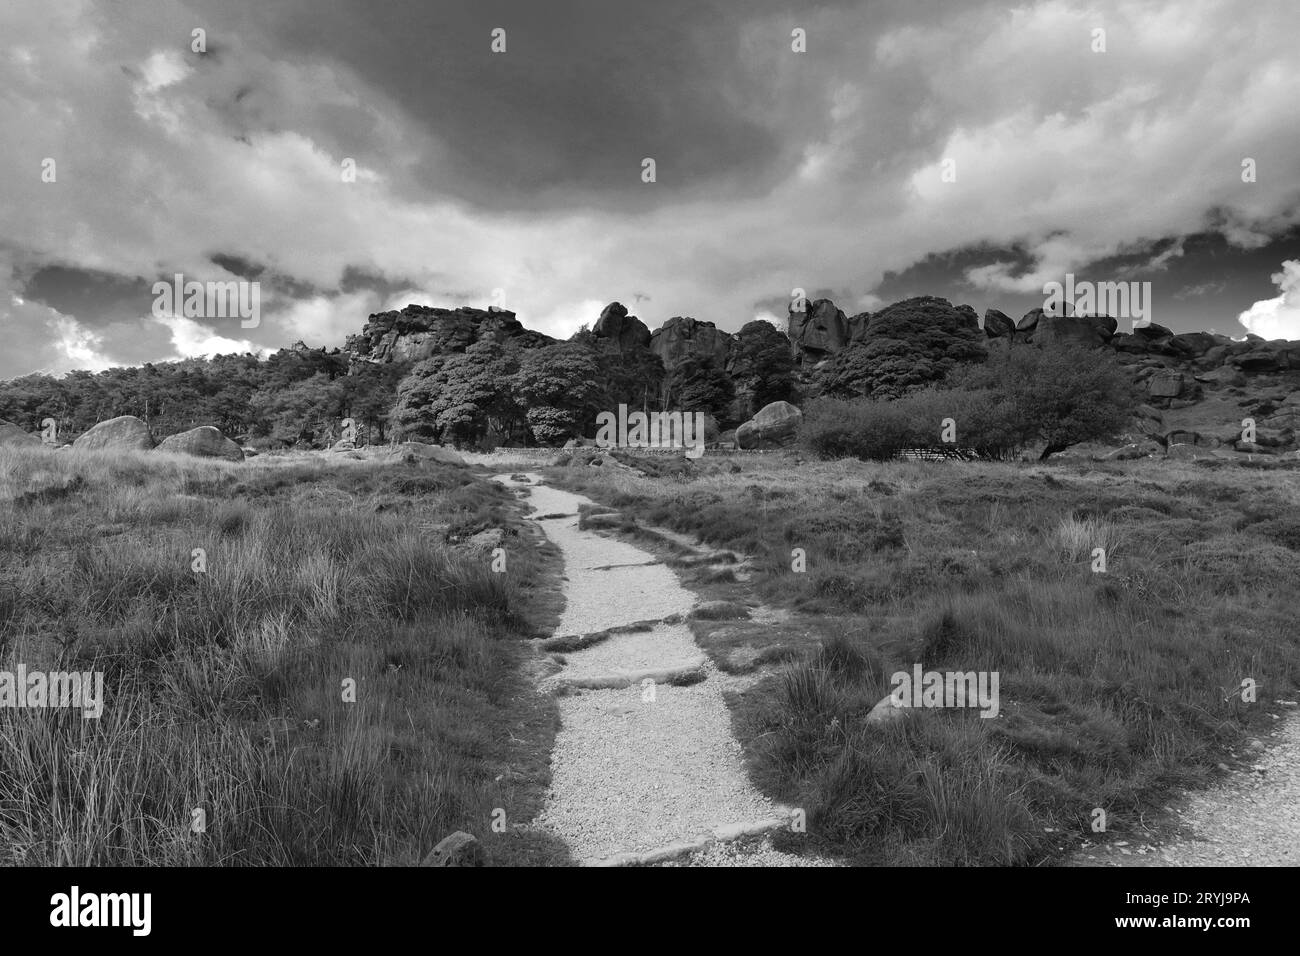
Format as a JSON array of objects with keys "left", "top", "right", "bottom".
[
  {"left": 866, "top": 694, "right": 907, "bottom": 727},
  {"left": 1194, "top": 366, "right": 1247, "bottom": 388},
  {"left": 392, "top": 441, "right": 466, "bottom": 466},
  {"left": 735, "top": 401, "right": 803, "bottom": 450},
  {"left": 156, "top": 426, "right": 245, "bottom": 462},
  {"left": 0, "top": 420, "right": 41, "bottom": 448},
  {"left": 1147, "top": 369, "right": 1187, "bottom": 399},
  {"left": 72, "top": 415, "right": 155, "bottom": 452},
  {"left": 1169, "top": 331, "right": 1218, "bottom": 357},
  {"left": 458, "top": 527, "right": 505, "bottom": 555},
  {"left": 420, "top": 831, "right": 486, "bottom": 867},
  {"left": 1133, "top": 322, "right": 1176, "bottom": 341},
  {"left": 1230, "top": 347, "right": 1288, "bottom": 373},
  {"left": 1110, "top": 333, "right": 1150, "bottom": 353},
  {"left": 1131, "top": 403, "right": 1165, "bottom": 435}
]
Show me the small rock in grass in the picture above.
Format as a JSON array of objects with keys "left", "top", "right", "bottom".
[
  {"left": 421, "top": 831, "right": 485, "bottom": 867},
  {"left": 866, "top": 694, "right": 907, "bottom": 727}
]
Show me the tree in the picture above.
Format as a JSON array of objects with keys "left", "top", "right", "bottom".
[
  {"left": 947, "top": 344, "right": 1139, "bottom": 458},
  {"left": 662, "top": 356, "right": 733, "bottom": 423},
  {"left": 803, "top": 345, "right": 1137, "bottom": 462},
  {"left": 513, "top": 343, "right": 606, "bottom": 445},
  {"left": 816, "top": 297, "right": 986, "bottom": 400},
  {"left": 392, "top": 341, "right": 523, "bottom": 446},
  {"left": 250, "top": 372, "right": 347, "bottom": 446}
]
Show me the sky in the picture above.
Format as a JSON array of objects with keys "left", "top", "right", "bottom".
[{"left": 2, "top": 0, "right": 1299, "bottom": 379}]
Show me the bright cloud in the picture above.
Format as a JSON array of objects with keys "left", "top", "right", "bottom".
[
  {"left": 2, "top": 0, "right": 1299, "bottom": 377},
  {"left": 1238, "top": 261, "right": 1300, "bottom": 340}
]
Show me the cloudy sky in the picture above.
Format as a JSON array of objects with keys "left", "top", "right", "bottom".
[{"left": 2, "top": 0, "right": 1299, "bottom": 379}]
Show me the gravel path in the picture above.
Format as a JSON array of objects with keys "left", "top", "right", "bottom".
[
  {"left": 1072, "top": 710, "right": 1300, "bottom": 867},
  {"left": 496, "top": 474, "right": 823, "bottom": 866}
]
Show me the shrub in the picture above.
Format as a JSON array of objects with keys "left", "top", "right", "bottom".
[{"left": 803, "top": 345, "right": 1139, "bottom": 461}]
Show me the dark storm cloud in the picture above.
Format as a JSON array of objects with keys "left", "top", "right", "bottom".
[
  {"left": 194, "top": 0, "right": 923, "bottom": 211},
  {"left": 4, "top": 0, "right": 1300, "bottom": 378},
  {"left": 20, "top": 267, "right": 155, "bottom": 328}
]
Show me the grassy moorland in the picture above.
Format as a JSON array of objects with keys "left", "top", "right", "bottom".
[
  {"left": 544, "top": 452, "right": 1300, "bottom": 865},
  {"left": 0, "top": 446, "right": 566, "bottom": 866}
]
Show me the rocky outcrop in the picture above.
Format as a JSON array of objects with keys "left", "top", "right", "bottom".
[
  {"left": 156, "top": 426, "right": 245, "bottom": 462},
  {"left": 725, "top": 320, "right": 796, "bottom": 419},
  {"left": 72, "top": 416, "right": 155, "bottom": 452},
  {"left": 735, "top": 401, "right": 802, "bottom": 450},
  {"left": 982, "top": 309, "right": 1117, "bottom": 349},
  {"left": 592, "top": 302, "right": 651, "bottom": 353},
  {"left": 346, "top": 305, "right": 555, "bottom": 366},
  {"left": 344, "top": 295, "right": 1298, "bottom": 461},
  {"left": 649, "top": 316, "right": 733, "bottom": 370},
  {"left": 789, "top": 299, "right": 860, "bottom": 364},
  {"left": 0, "top": 420, "right": 41, "bottom": 448}
]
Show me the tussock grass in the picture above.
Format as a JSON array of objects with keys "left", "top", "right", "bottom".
[
  {"left": 0, "top": 446, "right": 565, "bottom": 866},
  {"left": 551, "top": 454, "right": 1300, "bottom": 865}
]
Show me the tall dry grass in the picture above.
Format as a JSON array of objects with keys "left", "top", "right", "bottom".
[
  {"left": 0, "top": 445, "right": 564, "bottom": 865},
  {"left": 549, "top": 453, "right": 1300, "bottom": 864}
]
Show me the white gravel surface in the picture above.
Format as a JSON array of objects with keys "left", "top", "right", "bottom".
[
  {"left": 1072, "top": 710, "right": 1300, "bottom": 867},
  {"left": 497, "top": 474, "right": 821, "bottom": 865}
]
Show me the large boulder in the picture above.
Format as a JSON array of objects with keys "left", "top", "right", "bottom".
[
  {"left": 1147, "top": 369, "right": 1187, "bottom": 399},
  {"left": 72, "top": 415, "right": 155, "bottom": 452},
  {"left": 1230, "top": 346, "right": 1288, "bottom": 373},
  {"left": 865, "top": 694, "right": 908, "bottom": 727},
  {"left": 592, "top": 302, "right": 651, "bottom": 353},
  {"left": 157, "top": 426, "right": 245, "bottom": 462},
  {"left": 1015, "top": 308, "right": 1042, "bottom": 337},
  {"left": 1194, "top": 366, "right": 1247, "bottom": 388},
  {"left": 735, "top": 401, "right": 802, "bottom": 450},
  {"left": 983, "top": 309, "right": 1015, "bottom": 339},
  {"left": 0, "top": 420, "right": 42, "bottom": 448},
  {"left": 1109, "top": 332, "right": 1151, "bottom": 354},
  {"left": 1133, "top": 322, "right": 1175, "bottom": 341},
  {"left": 1032, "top": 313, "right": 1117, "bottom": 349},
  {"left": 1168, "top": 332, "right": 1218, "bottom": 357}
]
